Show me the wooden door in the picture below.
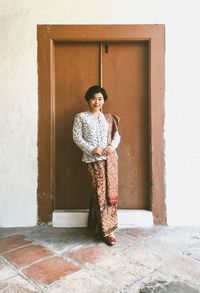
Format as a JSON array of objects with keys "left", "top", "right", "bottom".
[
  {"left": 103, "top": 42, "right": 149, "bottom": 209},
  {"left": 54, "top": 41, "right": 150, "bottom": 210},
  {"left": 54, "top": 42, "right": 99, "bottom": 209},
  {"left": 38, "top": 25, "right": 166, "bottom": 224}
]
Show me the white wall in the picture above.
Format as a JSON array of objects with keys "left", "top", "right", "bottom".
[{"left": 0, "top": 0, "right": 200, "bottom": 226}]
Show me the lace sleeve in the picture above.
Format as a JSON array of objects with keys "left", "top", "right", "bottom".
[{"left": 72, "top": 114, "right": 94, "bottom": 155}]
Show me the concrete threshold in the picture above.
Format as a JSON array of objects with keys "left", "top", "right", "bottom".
[{"left": 52, "top": 209, "right": 153, "bottom": 228}]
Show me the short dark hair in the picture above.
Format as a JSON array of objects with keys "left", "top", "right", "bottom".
[{"left": 84, "top": 85, "right": 108, "bottom": 102}]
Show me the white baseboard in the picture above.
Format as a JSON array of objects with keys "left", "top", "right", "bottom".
[{"left": 52, "top": 209, "right": 153, "bottom": 228}]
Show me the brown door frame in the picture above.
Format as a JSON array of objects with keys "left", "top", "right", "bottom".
[{"left": 37, "top": 25, "right": 166, "bottom": 225}]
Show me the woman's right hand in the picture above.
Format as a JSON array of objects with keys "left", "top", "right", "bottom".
[{"left": 92, "top": 147, "right": 103, "bottom": 156}]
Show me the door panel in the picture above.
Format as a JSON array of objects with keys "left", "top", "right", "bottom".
[
  {"left": 102, "top": 42, "right": 150, "bottom": 209},
  {"left": 54, "top": 41, "right": 150, "bottom": 210},
  {"left": 54, "top": 42, "right": 100, "bottom": 208}
]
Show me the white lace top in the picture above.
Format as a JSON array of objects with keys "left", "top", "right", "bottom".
[{"left": 72, "top": 110, "right": 121, "bottom": 163}]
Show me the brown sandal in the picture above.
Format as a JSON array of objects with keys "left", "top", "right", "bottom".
[{"left": 104, "top": 235, "right": 116, "bottom": 246}]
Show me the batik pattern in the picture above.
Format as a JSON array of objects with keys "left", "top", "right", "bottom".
[
  {"left": 86, "top": 160, "right": 118, "bottom": 237},
  {"left": 104, "top": 113, "right": 120, "bottom": 205}
]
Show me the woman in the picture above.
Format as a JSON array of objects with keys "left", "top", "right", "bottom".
[{"left": 72, "top": 85, "right": 121, "bottom": 245}]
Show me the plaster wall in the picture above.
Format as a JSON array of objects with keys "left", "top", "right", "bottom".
[{"left": 0, "top": 0, "right": 200, "bottom": 226}]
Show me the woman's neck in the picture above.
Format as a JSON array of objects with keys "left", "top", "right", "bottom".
[{"left": 89, "top": 109, "right": 101, "bottom": 117}]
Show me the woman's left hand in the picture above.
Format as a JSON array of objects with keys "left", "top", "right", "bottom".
[{"left": 102, "top": 145, "right": 114, "bottom": 156}]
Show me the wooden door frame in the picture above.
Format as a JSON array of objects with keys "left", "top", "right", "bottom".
[{"left": 37, "top": 25, "right": 166, "bottom": 225}]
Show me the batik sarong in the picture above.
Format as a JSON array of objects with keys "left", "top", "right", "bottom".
[
  {"left": 85, "top": 113, "right": 120, "bottom": 237},
  {"left": 86, "top": 160, "right": 118, "bottom": 237}
]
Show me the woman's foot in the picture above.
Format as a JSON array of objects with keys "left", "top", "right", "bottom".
[{"left": 103, "top": 233, "right": 116, "bottom": 246}]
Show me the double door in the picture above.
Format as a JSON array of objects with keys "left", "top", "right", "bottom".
[{"left": 54, "top": 41, "right": 150, "bottom": 210}]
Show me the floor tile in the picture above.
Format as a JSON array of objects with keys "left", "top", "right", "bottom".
[
  {"left": 86, "top": 254, "right": 153, "bottom": 288},
  {"left": 181, "top": 242, "right": 200, "bottom": 261},
  {"left": 65, "top": 233, "right": 137, "bottom": 265},
  {"left": 4, "top": 244, "right": 53, "bottom": 268},
  {"left": 113, "top": 233, "right": 136, "bottom": 249},
  {"left": 125, "top": 271, "right": 195, "bottom": 293},
  {"left": 0, "top": 256, "right": 17, "bottom": 281},
  {"left": 47, "top": 270, "right": 117, "bottom": 293},
  {"left": 124, "top": 228, "right": 146, "bottom": 237},
  {"left": 66, "top": 244, "right": 110, "bottom": 264},
  {"left": 158, "top": 255, "right": 200, "bottom": 287},
  {"left": 23, "top": 256, "right": 80, "bottom": 285},
  {"left": 124, "top": 227, "right": 160, "bottom": 238},
  {"left": 0, "top": 275, "right": 40, "bottom": 292},
  {"left": 0, "top": 235, "right": 32, "bottom": 254},
  {"left": 22, "top": 227, "right": 98, "bottom": 254}
]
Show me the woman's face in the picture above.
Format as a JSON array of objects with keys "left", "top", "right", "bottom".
[{"left": 88, "top": 92, "right": 105, "bottom": 112}]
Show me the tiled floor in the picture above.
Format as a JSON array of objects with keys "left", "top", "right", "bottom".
[
  {"left": 4, "top": 244, "right": 53, "bottom": 268},
  {"left": 0, "top": 226, "right": 200, "bottom": 292}
]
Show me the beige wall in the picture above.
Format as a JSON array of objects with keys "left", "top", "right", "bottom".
[{"left": 0, "top": 0, "right": 200, "bottom": 226}]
